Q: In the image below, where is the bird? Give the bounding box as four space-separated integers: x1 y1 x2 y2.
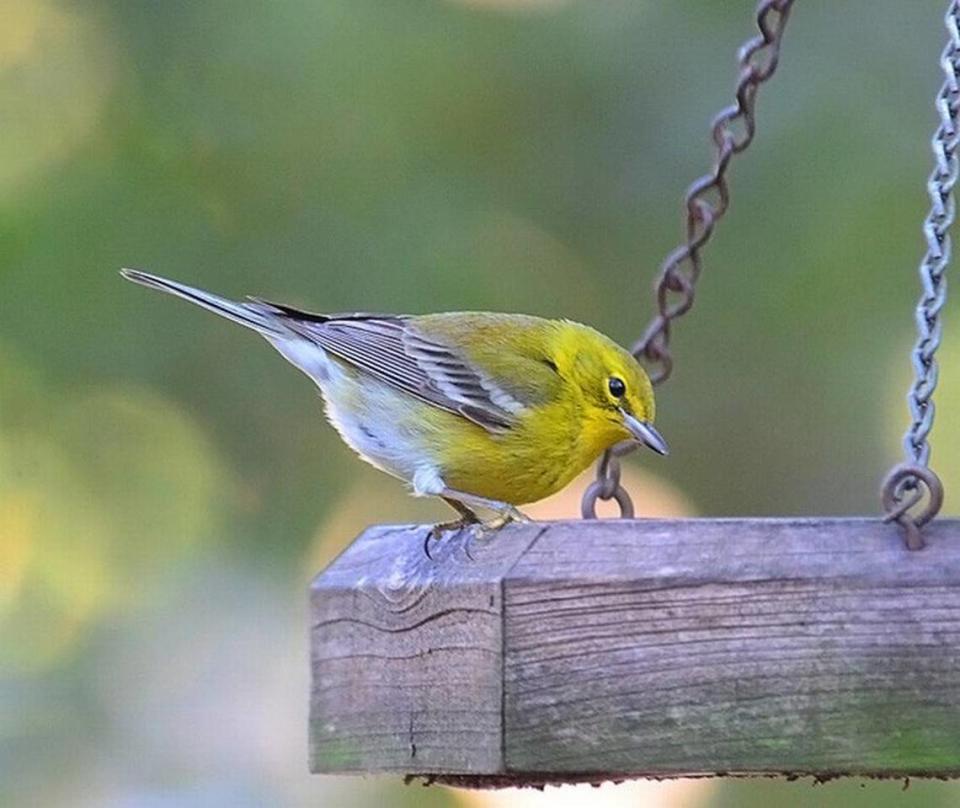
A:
120 269 667 533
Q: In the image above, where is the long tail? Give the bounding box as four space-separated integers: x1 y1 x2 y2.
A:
120 268 287 337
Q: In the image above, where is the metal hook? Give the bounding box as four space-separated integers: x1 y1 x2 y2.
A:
881 463 945 550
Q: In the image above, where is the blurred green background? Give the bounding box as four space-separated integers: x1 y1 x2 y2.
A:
3 0 959 806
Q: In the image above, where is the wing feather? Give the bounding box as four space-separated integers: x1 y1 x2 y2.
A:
256 308 521 433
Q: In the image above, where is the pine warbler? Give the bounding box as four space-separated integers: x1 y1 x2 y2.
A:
121 269 666 530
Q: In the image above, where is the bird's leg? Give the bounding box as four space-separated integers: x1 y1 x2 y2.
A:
439 488 532 535
426 497 481 543
443 496 480 521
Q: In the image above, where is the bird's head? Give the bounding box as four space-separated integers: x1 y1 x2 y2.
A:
566 326 668 457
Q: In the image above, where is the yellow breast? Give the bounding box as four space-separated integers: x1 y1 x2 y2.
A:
431 395 622 505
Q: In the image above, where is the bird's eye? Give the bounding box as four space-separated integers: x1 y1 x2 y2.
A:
608 377 626 398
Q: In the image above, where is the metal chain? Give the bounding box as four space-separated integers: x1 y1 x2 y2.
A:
881 0 959 551
583 0 796 519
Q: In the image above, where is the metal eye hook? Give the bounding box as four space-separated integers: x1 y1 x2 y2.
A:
881 464 945 551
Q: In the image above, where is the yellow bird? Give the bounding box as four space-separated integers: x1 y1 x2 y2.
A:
120 269 666 531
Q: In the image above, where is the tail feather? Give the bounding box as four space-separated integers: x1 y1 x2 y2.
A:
120 268 286 336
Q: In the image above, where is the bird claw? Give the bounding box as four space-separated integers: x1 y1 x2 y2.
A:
424 515 480 557
424 506 531 557
428 516 477 540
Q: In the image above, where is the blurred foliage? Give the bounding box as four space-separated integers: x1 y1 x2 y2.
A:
1 0 958 806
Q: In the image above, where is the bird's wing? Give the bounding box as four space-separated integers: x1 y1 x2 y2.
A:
257 306 521 432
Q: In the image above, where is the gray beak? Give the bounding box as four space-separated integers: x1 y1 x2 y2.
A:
621 410 669 456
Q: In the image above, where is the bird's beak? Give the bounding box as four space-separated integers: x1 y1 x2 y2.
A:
620 410 669 456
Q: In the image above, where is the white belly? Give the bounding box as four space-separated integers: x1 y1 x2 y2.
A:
265 334 446 495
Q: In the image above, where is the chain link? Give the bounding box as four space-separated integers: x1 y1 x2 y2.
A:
583 0 796 519
881 0 959 550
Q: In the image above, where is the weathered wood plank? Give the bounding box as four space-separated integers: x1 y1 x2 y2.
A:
503 518 960 777
310 518 960 782
309 522 546 774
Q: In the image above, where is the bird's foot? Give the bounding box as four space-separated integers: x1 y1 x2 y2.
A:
425 514 480 550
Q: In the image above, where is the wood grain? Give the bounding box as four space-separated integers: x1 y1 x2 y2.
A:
310 518 960 782
309 522 545 774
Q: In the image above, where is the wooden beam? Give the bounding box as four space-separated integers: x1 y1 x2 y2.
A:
310 518 960 785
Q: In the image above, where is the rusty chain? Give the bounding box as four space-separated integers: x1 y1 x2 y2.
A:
881 0 959 550
583 0 796 519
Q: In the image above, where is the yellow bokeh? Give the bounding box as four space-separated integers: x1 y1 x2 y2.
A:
0 0 115 198
456 778 711 808
0 343 235 673
526 463 695 520
0 428 115 672
0 486 36 610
